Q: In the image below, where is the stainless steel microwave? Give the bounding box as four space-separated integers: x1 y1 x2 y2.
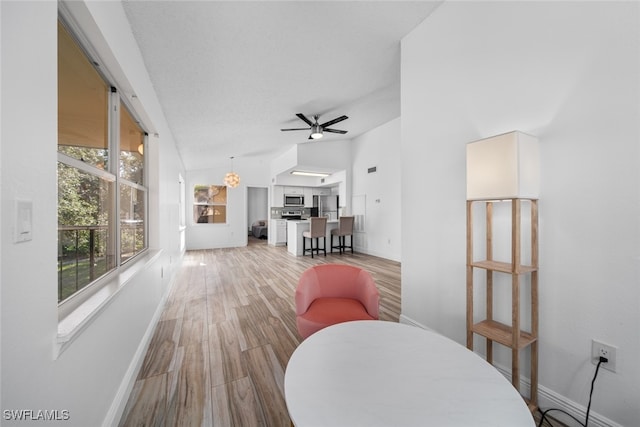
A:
284 194 304 207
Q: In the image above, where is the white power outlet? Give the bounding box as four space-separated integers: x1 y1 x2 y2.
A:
591 339 617 373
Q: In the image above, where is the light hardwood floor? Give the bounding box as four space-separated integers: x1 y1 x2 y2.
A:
118 237 558 427
119 237 402 426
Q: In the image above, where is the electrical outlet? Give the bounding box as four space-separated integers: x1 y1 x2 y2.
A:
591 339 617 373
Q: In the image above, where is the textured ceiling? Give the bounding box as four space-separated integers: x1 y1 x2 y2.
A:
122 1 441 171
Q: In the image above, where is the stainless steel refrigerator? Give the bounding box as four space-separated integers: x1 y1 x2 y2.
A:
312 195 339 220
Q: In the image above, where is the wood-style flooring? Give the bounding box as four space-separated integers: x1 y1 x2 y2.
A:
119 237 402 426
118 237 559 427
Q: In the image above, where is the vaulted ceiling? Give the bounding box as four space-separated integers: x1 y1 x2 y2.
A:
122 1 441 170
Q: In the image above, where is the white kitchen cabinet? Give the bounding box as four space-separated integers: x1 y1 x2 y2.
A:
284 186 304 195
312 188 331 196
303 187 313 207
271 219 287 246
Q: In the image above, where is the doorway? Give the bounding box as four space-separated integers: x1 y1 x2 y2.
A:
247 186 269 242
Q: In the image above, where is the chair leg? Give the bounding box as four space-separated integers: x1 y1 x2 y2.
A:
343 234 352 254
322 237 326 256
331 234 345 254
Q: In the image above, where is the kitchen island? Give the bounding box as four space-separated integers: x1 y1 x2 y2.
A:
287 219 339 256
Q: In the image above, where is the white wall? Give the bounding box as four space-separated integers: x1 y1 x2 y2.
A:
351 118 401 261
1 2 184 426
186 156 271 250
296 138 351 172
401 2 639 426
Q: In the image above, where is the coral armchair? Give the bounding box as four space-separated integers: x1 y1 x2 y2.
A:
295 264 380 339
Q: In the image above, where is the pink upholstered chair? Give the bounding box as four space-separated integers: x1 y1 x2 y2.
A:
295 264 380 339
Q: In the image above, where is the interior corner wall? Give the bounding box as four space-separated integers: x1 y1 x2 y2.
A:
400 2 639 426
351 118 401 261
1 2 185 426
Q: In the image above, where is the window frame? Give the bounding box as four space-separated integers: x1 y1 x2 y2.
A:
57 15 149 319
117 97 148 265
192 184 228 224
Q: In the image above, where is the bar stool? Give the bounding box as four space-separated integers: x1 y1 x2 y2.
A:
331 216 354 254
303 217 327 258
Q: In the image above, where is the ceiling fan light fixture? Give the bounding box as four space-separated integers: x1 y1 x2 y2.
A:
310 124 323 139
281 113 348 139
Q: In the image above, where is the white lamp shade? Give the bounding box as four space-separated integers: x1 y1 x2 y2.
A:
466 131 539 200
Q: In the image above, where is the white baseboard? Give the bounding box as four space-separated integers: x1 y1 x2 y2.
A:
353 245 401 263
398 314 621 427
399 314 434 331
491 363 622 427
535 376 622 427
101 276 176 427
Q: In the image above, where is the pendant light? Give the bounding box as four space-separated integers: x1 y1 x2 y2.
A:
224 156 240 188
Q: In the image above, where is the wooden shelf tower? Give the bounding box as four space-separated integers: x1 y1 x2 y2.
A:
466 197 539 409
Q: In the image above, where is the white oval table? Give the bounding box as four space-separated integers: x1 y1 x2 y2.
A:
284 321 535 427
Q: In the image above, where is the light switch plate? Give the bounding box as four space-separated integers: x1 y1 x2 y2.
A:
14 199 33 243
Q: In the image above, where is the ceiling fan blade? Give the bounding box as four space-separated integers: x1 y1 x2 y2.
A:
320 115 348 128
324 128 348 134
296 113 314 127
281 127 311 131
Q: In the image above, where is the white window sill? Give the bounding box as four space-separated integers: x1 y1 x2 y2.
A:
55 249 162 358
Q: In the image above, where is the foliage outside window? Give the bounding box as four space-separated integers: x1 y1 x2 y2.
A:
194 185 227 224
57 20 147 304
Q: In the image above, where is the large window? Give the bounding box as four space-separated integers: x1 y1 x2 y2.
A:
57 21 147 304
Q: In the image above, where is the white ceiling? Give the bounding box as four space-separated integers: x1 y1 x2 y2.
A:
122 1 441 171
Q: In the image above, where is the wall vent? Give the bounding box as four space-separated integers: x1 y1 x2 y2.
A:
368 166 377 174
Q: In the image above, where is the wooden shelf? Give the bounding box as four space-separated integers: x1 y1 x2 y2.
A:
470 260 537 274
466 198 539 409
525 400 538 413
471 320 537 349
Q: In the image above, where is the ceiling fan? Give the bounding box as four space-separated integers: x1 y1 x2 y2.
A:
281 113 348 140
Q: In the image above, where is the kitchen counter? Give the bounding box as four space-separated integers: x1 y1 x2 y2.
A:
287 219 339 256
